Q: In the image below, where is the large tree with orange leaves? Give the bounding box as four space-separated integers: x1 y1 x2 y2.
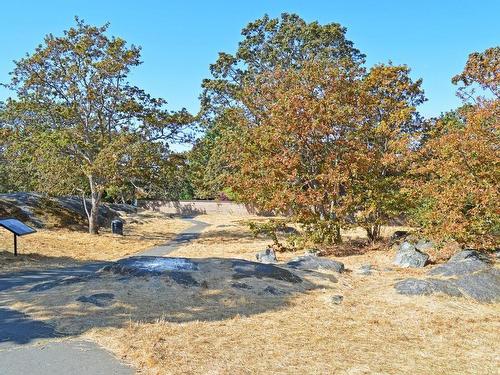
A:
410 47 499 248
220 60 424 244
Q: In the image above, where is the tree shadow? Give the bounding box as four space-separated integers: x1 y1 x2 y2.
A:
0 308 63 344
0 256 335 344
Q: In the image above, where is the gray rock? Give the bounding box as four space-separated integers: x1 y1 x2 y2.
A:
256 248 277 264
0 192 126 229
399 241 416 252
429 250 490 277
396 250 500 303
415 239 435 252
429 260 490 277
102 256 199 276
232 260 303 283
394 242 429 268
231 282 252 290
286 255 345 273
454 268 500 303
261 286 284 295
449 250 490 263
395 278 462 297
76 293 115 307
394 278 434 295
328 295 344 305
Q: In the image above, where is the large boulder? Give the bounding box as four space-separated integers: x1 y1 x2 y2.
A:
449 249 490 263
0 192 128 229
454 268 500 302
256 248 277 264
393 242 429 268
286 255 344 273
231 260 303 283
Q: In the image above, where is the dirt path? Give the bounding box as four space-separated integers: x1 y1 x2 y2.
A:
0 216 209 375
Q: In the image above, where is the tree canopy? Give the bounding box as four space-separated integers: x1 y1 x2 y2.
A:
409 47 499 247
1 14 497 250
2 18 193 233
191 13 366 198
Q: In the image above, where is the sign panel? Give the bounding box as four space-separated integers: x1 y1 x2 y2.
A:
0 218 37 236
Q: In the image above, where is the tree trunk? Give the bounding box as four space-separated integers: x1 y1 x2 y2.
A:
333 224 342 244
88 193 101 234
366 224 381 243
86 175 102 235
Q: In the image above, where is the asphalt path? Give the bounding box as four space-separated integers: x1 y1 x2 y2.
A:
0 216 210 375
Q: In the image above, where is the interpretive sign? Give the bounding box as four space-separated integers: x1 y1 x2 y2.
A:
0 218 36 256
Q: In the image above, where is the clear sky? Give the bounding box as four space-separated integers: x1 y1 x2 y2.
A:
1 1 499 120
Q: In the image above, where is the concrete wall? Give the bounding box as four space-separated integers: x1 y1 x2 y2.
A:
138 200 262 216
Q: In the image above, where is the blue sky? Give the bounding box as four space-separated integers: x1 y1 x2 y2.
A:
1 1 498 120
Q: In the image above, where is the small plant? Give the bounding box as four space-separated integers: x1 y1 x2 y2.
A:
247 219 292 251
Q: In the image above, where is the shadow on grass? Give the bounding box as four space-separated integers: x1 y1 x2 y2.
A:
0 308 63 345
0 255 330 345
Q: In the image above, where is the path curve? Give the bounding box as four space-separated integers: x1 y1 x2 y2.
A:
139 217 210 256
0 215 210 375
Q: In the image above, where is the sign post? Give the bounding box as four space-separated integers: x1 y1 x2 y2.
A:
0 218 36 256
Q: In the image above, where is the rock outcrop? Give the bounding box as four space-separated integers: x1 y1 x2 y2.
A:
395 250 499 303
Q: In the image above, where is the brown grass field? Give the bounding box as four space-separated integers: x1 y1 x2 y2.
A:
1 212 499 374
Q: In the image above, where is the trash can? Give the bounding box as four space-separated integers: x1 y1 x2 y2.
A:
111 219 123 235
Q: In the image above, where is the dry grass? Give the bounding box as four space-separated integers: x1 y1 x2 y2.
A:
2 213 499 374
0 210 189 272
87 287 499 375
87 215 500 374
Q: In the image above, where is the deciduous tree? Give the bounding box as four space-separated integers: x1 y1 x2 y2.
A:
3 18 191 233
410 47 499 248
219 60 424 244
191 13 365 198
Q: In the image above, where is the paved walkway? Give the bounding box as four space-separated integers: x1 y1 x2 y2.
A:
0 216 210 375
140 218 210 256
